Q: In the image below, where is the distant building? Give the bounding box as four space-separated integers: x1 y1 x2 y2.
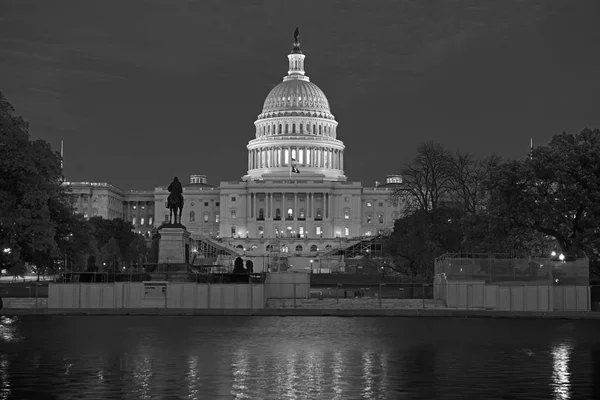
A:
65 32 407 264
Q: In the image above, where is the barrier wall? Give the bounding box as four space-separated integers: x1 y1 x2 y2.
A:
264 272 310 299
434 276 590 311
48 282 266 309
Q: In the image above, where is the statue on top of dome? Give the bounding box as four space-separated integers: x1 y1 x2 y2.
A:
294 27 300 43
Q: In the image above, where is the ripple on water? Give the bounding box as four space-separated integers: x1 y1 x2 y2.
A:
0 316 598 399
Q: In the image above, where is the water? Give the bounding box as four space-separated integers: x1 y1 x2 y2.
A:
0 315 599 399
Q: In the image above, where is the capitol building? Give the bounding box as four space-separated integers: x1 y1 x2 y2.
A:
65 33 403 270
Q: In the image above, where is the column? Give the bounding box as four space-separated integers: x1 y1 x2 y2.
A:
325 193 329 219
254 193 258 218
267 193 271 218
340 152 344 171
250 193 254 218
246 194 251 219
294 193 298 220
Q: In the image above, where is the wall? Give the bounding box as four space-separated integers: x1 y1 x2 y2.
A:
265 272 310 299
48 282 266 309
434 276 590 311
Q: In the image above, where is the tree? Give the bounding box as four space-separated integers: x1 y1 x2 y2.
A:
487 128 600 258
0 90 66 270
88 216 147 266
391 141 454 215
100 237 121 271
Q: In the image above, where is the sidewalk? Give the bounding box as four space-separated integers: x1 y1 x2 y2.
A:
4 308 600 319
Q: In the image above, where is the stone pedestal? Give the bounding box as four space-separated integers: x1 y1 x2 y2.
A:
158 226 191 264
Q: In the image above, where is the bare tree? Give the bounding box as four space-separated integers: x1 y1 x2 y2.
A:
391 141 454 215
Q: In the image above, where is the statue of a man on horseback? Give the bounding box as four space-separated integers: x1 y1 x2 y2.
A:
167 177 184 225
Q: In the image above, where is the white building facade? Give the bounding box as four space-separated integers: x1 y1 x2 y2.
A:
153 36 404 259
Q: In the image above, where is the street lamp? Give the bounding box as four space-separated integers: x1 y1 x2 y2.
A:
551 251 557 257
559 254 565 262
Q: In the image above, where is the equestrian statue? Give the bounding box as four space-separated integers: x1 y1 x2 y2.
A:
167 176 184 225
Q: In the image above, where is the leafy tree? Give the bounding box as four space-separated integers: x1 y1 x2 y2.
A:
100 237 121 270
487 128 600 258
0 90 66 270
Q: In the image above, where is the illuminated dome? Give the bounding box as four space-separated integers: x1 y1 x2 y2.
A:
261 79 331 116
243 28 346 182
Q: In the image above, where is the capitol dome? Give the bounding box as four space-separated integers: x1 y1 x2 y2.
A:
243 29 346 182
261 79 331 116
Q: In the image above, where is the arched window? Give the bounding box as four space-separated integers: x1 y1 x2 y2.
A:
292 123 296 133
203 212 209 222
266 244 273 251
313 124 316 134
300 124 303 133
344 227 349 236
310 245 318 252
319 125 322 135
287 208 293 219
230 209 237 219
299 208 305 219
132 217 136 225
325 245 332 250
236 244 243 249
258 208 264 220
343 208 350 219
285 124 289 134
275 208 281 220
278 124 282 134
189 211 195 222
295 245 303 252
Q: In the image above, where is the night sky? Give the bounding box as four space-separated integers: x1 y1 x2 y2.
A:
1 0 599 190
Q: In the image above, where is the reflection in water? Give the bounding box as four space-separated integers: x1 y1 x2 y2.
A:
332 351 344 400
132 353 153 400
186 355 200 399
362 351 375 399
231 348 250 399
551 342 573 400
0 317 20 343
0 354 10 400
0 317 597 399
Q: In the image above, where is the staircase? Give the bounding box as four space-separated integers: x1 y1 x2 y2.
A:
195 234 243 257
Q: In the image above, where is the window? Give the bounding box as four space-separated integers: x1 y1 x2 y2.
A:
204 202 209 207
275 208 281 220
149 217 153 225
315 208 322 220
189 211 195 222
132 217 136 225
274 226 280 236
133 205 137 210
232 197 236 202
365 230 372 236
216 202 220 207
287 208 293 220
141 217 145 225
344 227 349 236
281 244 288 253
378 214 384 223
316 226 322 235
231 226 236 236
203 212 209 222
367 214 372 224
379 202 384 207
345 197 349 202
92 208 98 216
295 245 303 252
344 209 350 219
258 226 264 236
310 245 318 252
299 208 305 219
366 202 372 207
141 205 145 209
258 208 264 220
231 209 237 219
215 214 220 223
266 244 273 251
